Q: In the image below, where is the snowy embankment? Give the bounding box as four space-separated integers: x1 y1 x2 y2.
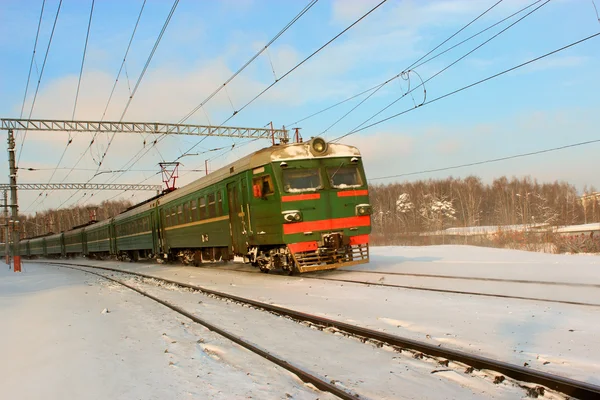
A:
35 245 600 387
0 264 333 400
2 263 546 400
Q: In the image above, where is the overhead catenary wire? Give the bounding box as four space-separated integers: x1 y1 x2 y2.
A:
110 0 322 176
369 138 600 182
316 0 505 136
167 0 390 176
97 0 179 171
331 31 600 143
289 0 543 128
339 0 550 139
54 0 176 211
26 0 97 213
19 0 46 120
90 0 322 202
46 0 95 185
59 0 148 187
177 0 319 125
17 0 63 167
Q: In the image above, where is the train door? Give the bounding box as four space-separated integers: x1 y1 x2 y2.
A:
227 180 248 255
151 209 160 256
109 223 116 255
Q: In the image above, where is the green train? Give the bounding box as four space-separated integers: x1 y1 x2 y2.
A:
7 138 372 273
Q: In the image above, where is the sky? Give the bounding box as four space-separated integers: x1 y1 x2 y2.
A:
0 0 599 215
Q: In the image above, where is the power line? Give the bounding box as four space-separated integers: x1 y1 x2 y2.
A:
58 0 179 211
26 1 96 213
98 0 323 194
19 0 46 119
177 0 319 125
59 0 147 186
341 0 550 139
97 0 179 171
219 0 389 128
369 138 600 181
289 0 542 129
169 0 389 173
17 0 63 167
47 0 95 184
332 31 600 142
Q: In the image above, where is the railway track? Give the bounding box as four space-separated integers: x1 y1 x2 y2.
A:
332 269 600 289
46 262 358 400
36 260 600 399
191 263 600 307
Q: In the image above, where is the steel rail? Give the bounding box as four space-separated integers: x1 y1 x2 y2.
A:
326 269 600 289
298 275 600 308
172 263 600 307
49 263 358 400
35 260 600 399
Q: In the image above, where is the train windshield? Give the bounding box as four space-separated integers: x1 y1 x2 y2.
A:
282 168 323 192
328 165 363 189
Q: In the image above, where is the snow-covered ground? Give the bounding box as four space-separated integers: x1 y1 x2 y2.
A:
25 245 599 389
0 264 336 400
1 262 552 400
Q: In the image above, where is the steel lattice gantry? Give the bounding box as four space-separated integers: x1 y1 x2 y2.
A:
0 183 161 191
0 118 289 141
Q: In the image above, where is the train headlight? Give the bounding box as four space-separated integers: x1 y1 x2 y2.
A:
282 210 303 223
309 137 328 155
355 204 372 216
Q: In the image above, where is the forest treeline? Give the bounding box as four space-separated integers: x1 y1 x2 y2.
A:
6 175 600 243
13 199 133 239
368 175 599 239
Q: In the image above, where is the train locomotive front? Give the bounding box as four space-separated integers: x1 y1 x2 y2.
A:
247 137 371 273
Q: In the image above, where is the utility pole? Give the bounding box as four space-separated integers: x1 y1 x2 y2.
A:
3 190 9 265
7 130 20 272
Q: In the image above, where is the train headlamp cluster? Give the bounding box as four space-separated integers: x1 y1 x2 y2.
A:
309 137 328 156
355 204 372 216
282 210 303 223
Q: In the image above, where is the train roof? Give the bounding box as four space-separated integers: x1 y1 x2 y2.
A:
156 139 361 205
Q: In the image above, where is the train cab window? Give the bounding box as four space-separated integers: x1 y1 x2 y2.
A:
327 165 363 189
252 175 274 198
207 194 216 218
177 205 183 225
282 169 322 193
191 199 197 221
183 202 190 223
217 192 223 215
199 197 206 220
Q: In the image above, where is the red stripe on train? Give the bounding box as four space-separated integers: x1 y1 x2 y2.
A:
337 189 369 197
349 234 369 246
283 215 371 235
281 193 321 202
288 241 318 254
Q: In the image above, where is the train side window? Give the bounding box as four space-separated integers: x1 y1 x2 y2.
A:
252 175 274 198
165 210 170 227
171 208 176 225
199 197 206 220
183 202 190 223
177 205 183 225
208 193 216 218
217 191 223 215
191 199 197 221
